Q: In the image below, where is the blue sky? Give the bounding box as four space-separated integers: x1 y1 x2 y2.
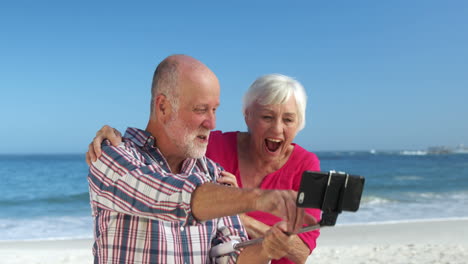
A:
1 0 467 153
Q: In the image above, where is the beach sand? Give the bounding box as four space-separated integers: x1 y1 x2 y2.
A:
306 218 468 264
1 218 467 264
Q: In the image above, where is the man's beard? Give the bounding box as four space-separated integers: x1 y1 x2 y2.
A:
164 117 210 159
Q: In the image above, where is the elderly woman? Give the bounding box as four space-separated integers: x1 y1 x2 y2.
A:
87 74 321 264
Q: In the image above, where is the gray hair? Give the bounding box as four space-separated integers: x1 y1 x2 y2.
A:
150 59 180 117
242 74 308 131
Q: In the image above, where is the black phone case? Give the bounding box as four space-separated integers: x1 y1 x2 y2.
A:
296 171 365 212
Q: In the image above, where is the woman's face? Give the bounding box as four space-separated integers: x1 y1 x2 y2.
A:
245 96 300 161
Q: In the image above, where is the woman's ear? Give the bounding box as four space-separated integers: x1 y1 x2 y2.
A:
243 108 250 123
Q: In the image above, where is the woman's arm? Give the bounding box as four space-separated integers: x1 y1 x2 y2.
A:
86 125 122 165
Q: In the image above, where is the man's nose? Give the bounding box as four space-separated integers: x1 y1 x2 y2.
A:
202 111 216 130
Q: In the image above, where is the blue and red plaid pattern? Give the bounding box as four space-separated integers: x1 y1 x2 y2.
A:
88 127 247 263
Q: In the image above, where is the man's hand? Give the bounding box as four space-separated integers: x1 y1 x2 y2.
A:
85 125 122 165
255 189 317 234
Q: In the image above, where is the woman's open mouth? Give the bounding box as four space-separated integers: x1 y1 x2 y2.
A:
265 138 283 153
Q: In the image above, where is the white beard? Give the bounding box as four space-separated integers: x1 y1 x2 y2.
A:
164 116 209 159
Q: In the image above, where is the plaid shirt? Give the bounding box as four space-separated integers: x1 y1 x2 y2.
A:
88 127 247 264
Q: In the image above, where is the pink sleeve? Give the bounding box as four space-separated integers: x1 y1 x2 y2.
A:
206 130 223 160
206 131 238 174
296 150 321 253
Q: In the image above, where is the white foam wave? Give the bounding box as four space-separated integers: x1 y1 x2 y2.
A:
337 191 468 224
400 150 428 156
394 175 424 181
0 215 93 241
360 195 396 205
335 216 468 226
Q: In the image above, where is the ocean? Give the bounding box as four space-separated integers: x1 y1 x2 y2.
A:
1 152 467 241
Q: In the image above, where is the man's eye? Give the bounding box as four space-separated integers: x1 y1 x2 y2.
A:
262 116 272 120
195 108 207 113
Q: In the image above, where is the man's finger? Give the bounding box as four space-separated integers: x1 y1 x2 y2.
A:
294 208 305 233
284 194 294 233
303 213 318 226
275 221 289 233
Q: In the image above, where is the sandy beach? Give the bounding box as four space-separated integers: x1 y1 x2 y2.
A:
1 218 467 264
307 218 468 264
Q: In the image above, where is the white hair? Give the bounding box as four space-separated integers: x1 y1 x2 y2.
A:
242 74 308 131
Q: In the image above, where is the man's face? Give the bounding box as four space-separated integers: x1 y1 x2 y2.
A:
164 72 220 159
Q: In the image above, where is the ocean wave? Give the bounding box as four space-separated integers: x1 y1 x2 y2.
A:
394 175 424 181
399 150 428 156
361 190 468 204
335 216 468 226
0 215 93 241
360 195 397 205
337 190 468 224
0 192 89 206
404 190 468 200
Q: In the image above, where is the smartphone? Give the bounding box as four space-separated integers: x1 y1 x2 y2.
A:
296 170 365 212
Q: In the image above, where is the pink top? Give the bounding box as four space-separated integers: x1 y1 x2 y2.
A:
206 131 322 264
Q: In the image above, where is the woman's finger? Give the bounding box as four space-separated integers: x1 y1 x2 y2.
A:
217 176 237 187
262 222 291 259
108 128 122 147
218 171 239 187
85 151 91 166
92 136 103 159
87 142 97 163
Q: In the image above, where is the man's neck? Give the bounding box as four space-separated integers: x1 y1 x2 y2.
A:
146 120 184 174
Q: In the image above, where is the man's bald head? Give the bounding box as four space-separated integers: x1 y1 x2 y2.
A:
150 55 218 118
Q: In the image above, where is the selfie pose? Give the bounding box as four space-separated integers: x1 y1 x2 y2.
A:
87 55 316 264
88 73 321 264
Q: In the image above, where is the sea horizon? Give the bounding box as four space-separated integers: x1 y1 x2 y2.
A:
1 151 467 241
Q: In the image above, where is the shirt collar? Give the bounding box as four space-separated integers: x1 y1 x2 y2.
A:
123 127 206 175
123 127 155 148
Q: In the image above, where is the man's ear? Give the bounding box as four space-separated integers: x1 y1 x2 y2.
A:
154 94 172 122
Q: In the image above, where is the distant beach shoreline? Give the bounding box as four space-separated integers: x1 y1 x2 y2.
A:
1 218 467 264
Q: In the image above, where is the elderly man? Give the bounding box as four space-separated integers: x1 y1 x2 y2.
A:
88 54 315 263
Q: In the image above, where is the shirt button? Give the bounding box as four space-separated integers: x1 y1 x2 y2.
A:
159 161 163 165
180 226 184 231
